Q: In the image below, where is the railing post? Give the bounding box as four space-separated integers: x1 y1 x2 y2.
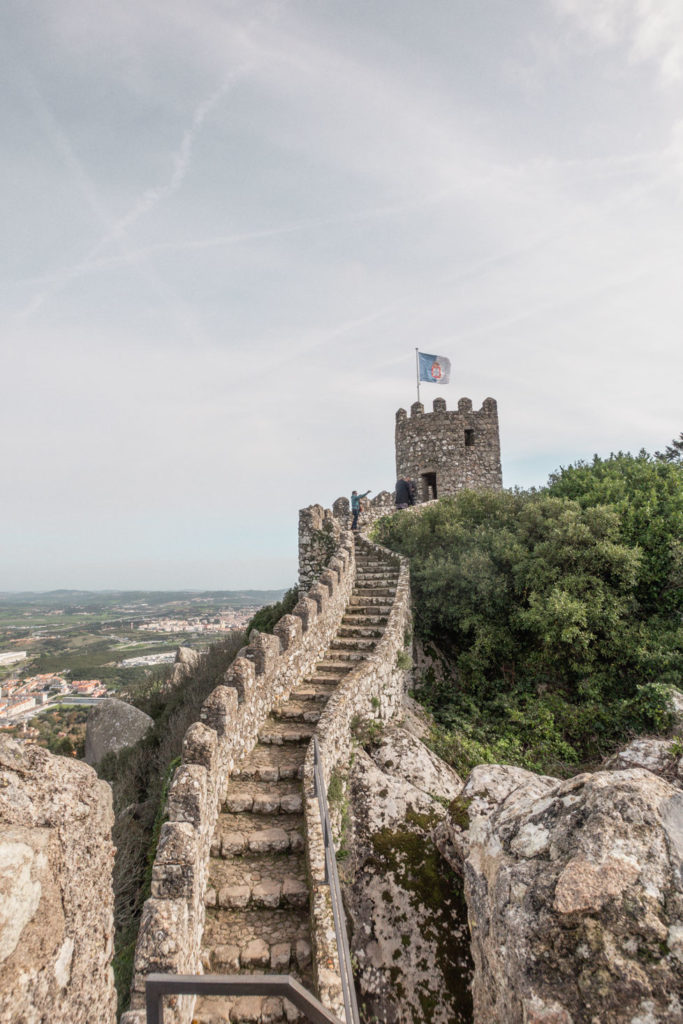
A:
312 737 361 1024
144 974 343 1024
145 976 163 1024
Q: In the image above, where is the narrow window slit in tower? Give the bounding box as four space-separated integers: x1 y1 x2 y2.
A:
464 429 475 447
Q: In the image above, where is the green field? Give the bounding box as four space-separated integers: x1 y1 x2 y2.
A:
0 589 282 690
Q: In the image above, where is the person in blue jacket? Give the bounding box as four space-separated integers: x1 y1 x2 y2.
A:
351 489 371 530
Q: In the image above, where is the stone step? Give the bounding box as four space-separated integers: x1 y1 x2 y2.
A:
208 851 305 898
212 814 305 857
290 682 336 701
315 659 358 674
306 671 348 685
341 613 388 627
353 586 395 598
224 779 303 815
330 636 377 652
355 565 396 574
258 720 315 745
202 908 312 972
208 874 309 911
233 744 307 782
355 570 399 581
336 624 383 638
193 993 304 1023
349 595 393 608
323 649 366 662
272 700 322 723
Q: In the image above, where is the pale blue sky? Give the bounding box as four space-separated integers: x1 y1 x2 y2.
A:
1 0 681 589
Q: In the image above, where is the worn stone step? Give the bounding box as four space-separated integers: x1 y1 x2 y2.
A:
212 814 305 857
315 659 358 674
330 637 377 651
224 779 303 815
353 586 395 598
336 625 383 638
210 874 309 911
290 682 336 701
323 649 366 662
209 994 302 1023
208 851 305 898
272 700 321 723
341 613 388 627
349 594 393 607
194 989 307 1022
258 719 315 745
233 744 306 782
306 671 347 685
202 907 312 970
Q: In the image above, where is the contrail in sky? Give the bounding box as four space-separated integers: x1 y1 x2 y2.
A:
17 66 251 324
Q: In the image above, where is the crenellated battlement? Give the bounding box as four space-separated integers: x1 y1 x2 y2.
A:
395 395 502 499
395 395 497 420
123 524 357 1024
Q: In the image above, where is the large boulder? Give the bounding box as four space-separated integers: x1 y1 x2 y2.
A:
85 698 153 765
170 645 201 685
436 763 683 1024
0 737 116 1024
341 723 472 1023
604 736 683 783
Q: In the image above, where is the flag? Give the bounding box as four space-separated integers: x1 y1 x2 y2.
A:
418 351 451 385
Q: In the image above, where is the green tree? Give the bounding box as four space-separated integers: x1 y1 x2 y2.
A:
373 461 682 775
547 449 682 617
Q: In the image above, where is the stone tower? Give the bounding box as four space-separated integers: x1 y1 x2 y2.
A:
395 396 502 501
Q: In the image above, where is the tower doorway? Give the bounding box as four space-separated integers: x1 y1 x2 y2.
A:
421 472 437 501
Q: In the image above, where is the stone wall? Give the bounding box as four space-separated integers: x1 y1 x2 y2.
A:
303 533 412 1018
122 528 356 1024
395 396 502 497
0 737 117 1024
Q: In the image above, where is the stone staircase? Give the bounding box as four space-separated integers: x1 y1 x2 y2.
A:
193 541 400 1024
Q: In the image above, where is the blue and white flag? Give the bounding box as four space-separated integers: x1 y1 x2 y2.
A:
418 351 451 385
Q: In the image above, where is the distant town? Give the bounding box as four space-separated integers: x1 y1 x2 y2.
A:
0 589 284 737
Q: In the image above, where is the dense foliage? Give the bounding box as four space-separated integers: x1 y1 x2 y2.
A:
373 447 682 776
246 586 299 636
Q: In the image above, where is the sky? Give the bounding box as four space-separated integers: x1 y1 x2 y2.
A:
1 0 682 591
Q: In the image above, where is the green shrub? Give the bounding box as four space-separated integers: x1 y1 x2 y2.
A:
373 446 682 776
246 586 298 636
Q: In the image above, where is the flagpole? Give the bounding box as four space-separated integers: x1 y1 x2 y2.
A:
415 347 420 404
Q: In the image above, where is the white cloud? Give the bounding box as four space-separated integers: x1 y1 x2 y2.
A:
1 0 682 588
554 0 683 83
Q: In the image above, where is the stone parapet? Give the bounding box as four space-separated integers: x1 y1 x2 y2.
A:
299 504 345 589
303 534 412 1018
123 525 356 1024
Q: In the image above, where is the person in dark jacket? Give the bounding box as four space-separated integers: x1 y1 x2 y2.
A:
394 477 413 509
351 489 371 530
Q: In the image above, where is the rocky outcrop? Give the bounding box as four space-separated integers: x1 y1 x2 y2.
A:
341 721 473 1023
604 736 683 784
84 697 153 765
437 763 683 1024
170 645 201 686
0 736 116 1024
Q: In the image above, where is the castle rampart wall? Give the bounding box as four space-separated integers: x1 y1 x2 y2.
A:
303 533 412 1017
122 528 356 1024
395 396 502 496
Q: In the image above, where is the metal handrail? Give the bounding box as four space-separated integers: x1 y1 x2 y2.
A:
145 972 342 1024
312 735 361 1024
